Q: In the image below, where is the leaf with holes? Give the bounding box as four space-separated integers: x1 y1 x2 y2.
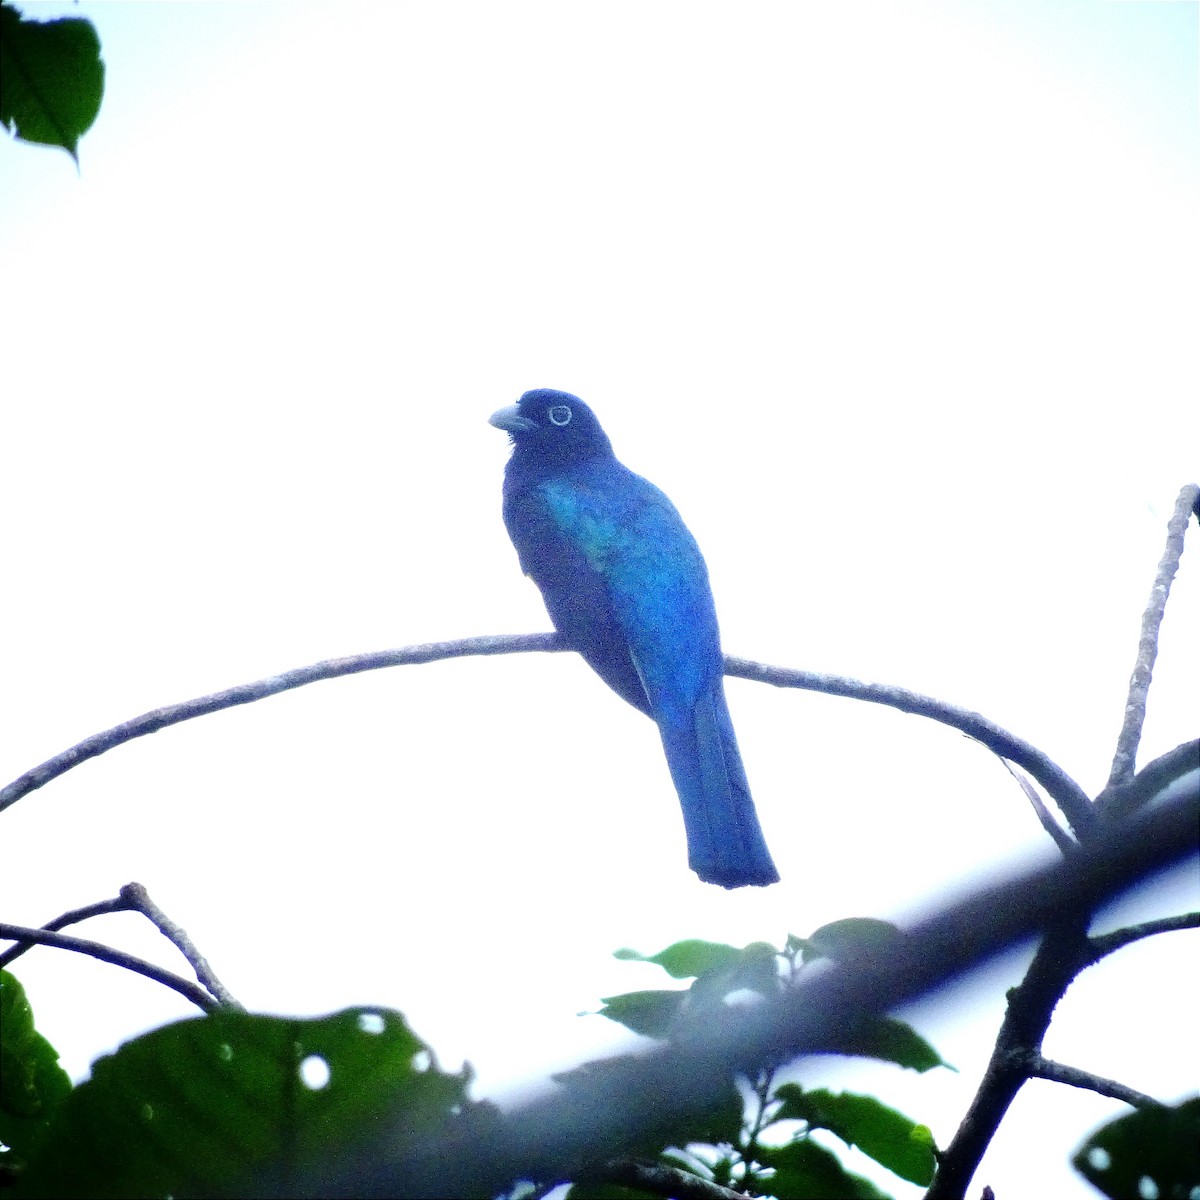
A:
0 3 105 160
1072 1095 1200 1199
13 1006 497 1199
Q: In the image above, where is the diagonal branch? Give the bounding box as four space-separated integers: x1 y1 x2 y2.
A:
118 882 242 1008
0 923 218 1013
1088 912 1200 963
1107 483 1200 788
725 658 1094 840
1022 1053 1163 1111
330 784 1198 1199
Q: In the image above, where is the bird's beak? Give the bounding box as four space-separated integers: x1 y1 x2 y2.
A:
489 405 537 433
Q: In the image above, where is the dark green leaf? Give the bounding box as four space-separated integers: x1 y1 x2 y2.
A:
595 989 687 1038
13 1006 496 1199
832 1017 953 1073
759 1138 891 1199
0 971 72 1171
1072 1096 1200 1199
565 1183 657 1200
772 1087 936 1186
802 919 905 964
615 939 744 980
0 3 104 160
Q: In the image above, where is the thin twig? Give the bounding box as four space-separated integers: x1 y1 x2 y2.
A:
0 923 218 1012
1089 912 1200 963
119 883 242 1008
0 634 561 813
0 894 132 969
1108 483 1200 788
1022 1053 1163 1110
725 658 1095 841
993 758 1076 854
2 637 1092 848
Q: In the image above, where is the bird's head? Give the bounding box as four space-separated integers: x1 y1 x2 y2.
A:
489 389 614 473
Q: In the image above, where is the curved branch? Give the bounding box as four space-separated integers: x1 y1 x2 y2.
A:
1023 1053 1163 1111
1108 482 1200 788
3 636 1091 847
1089 912 1200 963
0 923 218 1013
726 657 1095 840
0 894 132 969
0 633 562 812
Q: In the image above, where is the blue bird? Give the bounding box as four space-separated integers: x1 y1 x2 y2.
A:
490 389 779 889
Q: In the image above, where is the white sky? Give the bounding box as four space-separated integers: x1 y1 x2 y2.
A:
2 3 1198 1197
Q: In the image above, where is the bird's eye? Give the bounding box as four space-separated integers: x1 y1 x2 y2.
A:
548 405 573 427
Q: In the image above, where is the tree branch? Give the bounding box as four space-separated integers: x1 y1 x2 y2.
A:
315 783 1197 1199
0 883 240 1009
1096 738 1199 821
0 894 131 969
0 923 219 1013
597 1160 745 1200
2 636 1092 849
118 882 242 1008
1107 482 1200 788
1022 1053 1163 1111
725 657 1095 840
0 634 564 813
1088 912 1200 963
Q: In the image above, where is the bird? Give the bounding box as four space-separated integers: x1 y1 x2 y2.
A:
490 388 779 889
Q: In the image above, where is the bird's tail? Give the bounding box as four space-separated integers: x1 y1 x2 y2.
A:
658 684 780 888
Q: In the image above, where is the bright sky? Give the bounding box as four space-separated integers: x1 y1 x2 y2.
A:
2 3 1198 1197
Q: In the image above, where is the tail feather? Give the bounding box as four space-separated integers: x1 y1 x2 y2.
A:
658 684 779 888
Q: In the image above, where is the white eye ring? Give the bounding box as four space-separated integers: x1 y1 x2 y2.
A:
548 405 573 426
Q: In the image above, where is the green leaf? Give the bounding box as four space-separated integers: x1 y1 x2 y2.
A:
832 1017 954 1073
595 989 687 1038
802 919 906 964
13 1006 497 1199
772 1087 936 1186
1072 1095 1200 1199
564 1183 657 1200
0 2 104 161
615 939 744 980
758 1138 891 1199
0 971 73 1172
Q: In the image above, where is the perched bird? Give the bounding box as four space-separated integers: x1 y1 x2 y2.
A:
490 389 779 888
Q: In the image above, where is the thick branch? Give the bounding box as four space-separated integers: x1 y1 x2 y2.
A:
316 784 1197 1199
0 923 218 1013
1088 912 1200 963
1023 1053 1163 1111
1107 483 1200 788
726 657 1094 840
